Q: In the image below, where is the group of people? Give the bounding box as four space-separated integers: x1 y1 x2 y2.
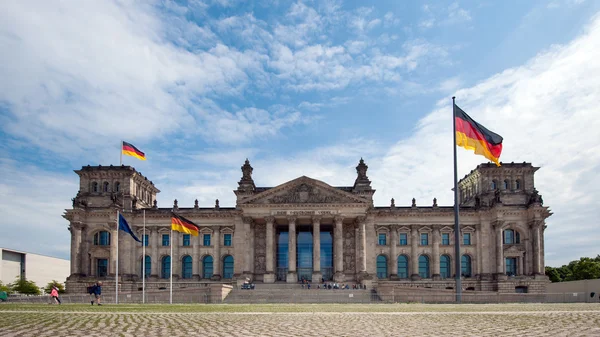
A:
299 277 366 290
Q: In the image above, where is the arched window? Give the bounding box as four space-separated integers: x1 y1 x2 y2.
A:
161 256 171 279
503 180 510 190
515 179 521 190
141 255 151 278
461 255 472 277
115 182 120 192
202 256 213 279
376 255 388 279
182 255 192 279
103 181 109 192
223 255 234 279
440 255 451 279
491 180 497 190
93 231 111 246
418 255 430 278
92 182 98 193
397 255 409 278
503 229 520 244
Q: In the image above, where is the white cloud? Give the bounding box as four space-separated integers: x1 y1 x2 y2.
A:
0 1 297 152
0 159 77 258
371 13 600 266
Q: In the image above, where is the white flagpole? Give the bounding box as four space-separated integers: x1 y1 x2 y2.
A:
142 209 146 304
170 228 173 304
116 209 119 304
120 140 123 166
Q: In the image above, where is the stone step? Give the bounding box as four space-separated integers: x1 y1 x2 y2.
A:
224 288 378 304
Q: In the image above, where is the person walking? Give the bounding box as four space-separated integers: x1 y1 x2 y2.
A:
91 281 102 306
50 286 61 304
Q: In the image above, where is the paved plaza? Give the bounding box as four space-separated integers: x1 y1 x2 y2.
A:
1 303 599 336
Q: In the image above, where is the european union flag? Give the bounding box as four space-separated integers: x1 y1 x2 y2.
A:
119 213 141 242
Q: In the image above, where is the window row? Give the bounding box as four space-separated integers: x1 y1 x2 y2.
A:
375 254 473 279
93 231 233 247
377 233 472 246
491 179 522 191
144 255 235 279
91 181 121 193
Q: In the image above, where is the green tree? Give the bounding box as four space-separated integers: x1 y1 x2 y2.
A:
571 258 600 280
10 277 41 295
44 280 65 294
546 256 600 282
0 281 11 294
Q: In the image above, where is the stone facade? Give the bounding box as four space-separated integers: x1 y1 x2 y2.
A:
64 160 552 294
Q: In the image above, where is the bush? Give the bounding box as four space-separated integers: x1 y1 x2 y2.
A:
11 277 41 295
44 280 66 294
0 281 11 294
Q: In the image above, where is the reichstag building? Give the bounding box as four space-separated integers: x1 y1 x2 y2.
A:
64 159 551 294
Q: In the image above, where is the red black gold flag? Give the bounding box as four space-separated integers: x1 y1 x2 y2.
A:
454 104 503 166
122 141 146 161
171 213 199 236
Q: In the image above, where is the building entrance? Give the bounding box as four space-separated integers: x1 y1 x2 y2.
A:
276 226 334 282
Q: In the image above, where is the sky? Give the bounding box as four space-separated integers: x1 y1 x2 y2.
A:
1 0 599 268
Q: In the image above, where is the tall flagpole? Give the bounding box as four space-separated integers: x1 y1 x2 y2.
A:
170 228 173 304
120 140 123 166
116 210 119 304
142 209 146 304
452 96 462 303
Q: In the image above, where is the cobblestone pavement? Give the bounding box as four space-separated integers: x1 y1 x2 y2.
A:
1 304 599 336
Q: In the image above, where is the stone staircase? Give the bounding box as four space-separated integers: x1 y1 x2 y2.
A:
224 283 379 304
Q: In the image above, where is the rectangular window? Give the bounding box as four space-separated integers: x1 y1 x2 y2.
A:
378 233 387 245
224 233 232 246
420 233 429 245
143 234 149 247
203 234 211 246
97 258 108 277
399 233 408 246
463 233 471 245
506 257 517 276
162 234 170 246
442 233 450 245
183 234 190 247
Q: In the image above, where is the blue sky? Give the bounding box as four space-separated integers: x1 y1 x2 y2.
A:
1 0 599 267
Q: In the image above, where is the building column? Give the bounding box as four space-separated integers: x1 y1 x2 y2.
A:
390 225 398 278
151 227 159 278
242 217 253 274
476 226 483 276
494 222 504 277
172 231 179 278
357 217 367 274
264 216 276 283
286 216 297 283
532 220 542 275
192 229 199 280
432 226 440 280
312 216 322 283
333 216 344 282
410 226 420 280
81 225 90 276
110 223 118 276
212 226 221 280
70 223 82 276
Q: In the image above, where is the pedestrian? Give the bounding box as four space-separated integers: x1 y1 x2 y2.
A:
50 286 61 304
91 281 102 306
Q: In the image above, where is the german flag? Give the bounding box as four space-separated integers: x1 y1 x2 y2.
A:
171 213 199 236
454 104 503 166
122 141 146 161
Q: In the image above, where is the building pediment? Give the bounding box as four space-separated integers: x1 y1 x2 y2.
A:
238 176 369 206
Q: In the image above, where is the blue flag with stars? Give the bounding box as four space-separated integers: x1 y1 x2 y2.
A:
119 213 141 242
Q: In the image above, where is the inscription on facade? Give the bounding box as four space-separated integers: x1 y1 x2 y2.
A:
271 210 340 216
